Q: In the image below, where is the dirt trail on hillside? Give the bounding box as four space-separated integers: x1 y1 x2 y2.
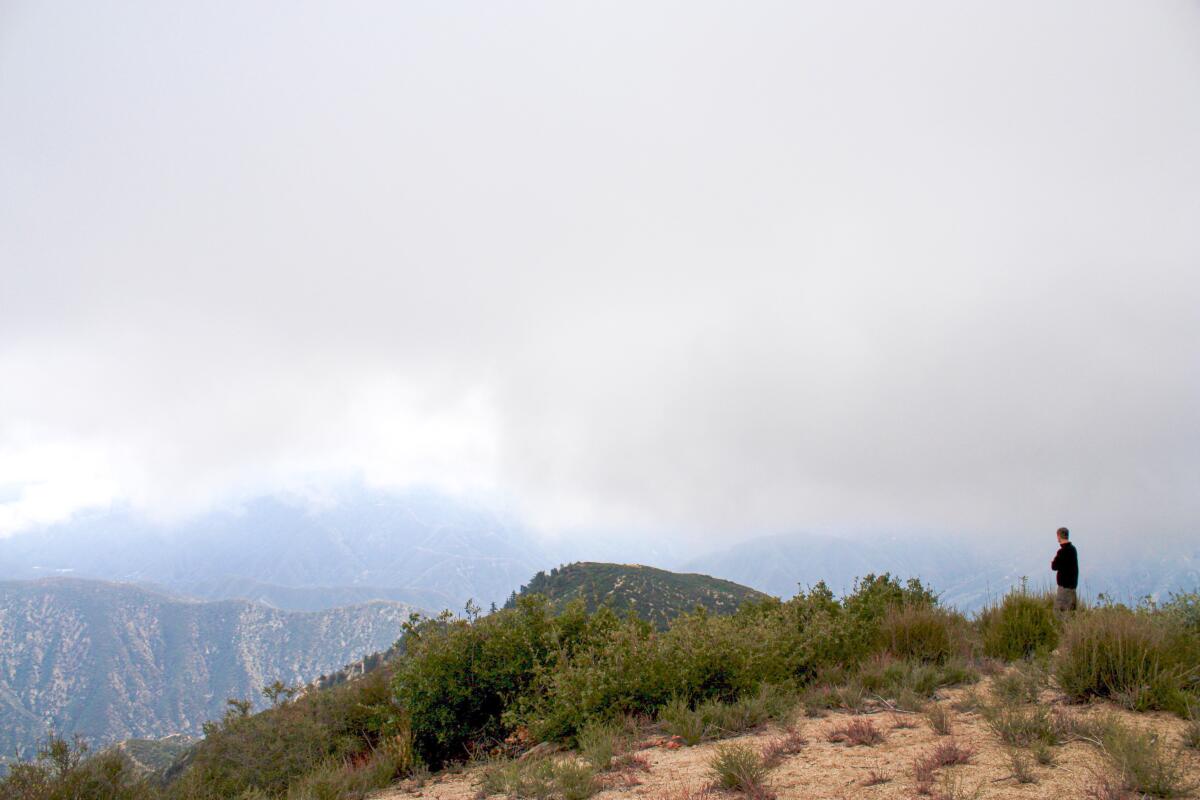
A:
374 679 1200 800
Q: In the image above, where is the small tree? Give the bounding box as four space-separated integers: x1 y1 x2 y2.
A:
262 680 296 706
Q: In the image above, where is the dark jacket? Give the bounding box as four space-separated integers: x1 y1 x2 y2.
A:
1052 542 1079 590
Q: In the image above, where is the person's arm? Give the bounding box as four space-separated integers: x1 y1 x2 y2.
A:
1051 549 1060 571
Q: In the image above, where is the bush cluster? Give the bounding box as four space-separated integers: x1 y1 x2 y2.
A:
0 736 157 800
169 666 412 800
1054 605 1200 715
977 591 1059 660
394 574 952 766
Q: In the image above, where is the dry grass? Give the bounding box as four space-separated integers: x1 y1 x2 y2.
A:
759 729 807 769
1099 722 1197 798
912 739 975 795
826 718 884 746
949 689 982 714
928 773 983 800
862 767 891 786
913 754 938 795
928 739 976 768
1183 717 1200 751
1007 748 1037 784
925 704 953 736
1083 775 1134 800
659 783 718 800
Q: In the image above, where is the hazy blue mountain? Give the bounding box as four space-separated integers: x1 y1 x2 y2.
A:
0 578 415 762
0 486 549 612
1 483 1192 616
152 577 448 614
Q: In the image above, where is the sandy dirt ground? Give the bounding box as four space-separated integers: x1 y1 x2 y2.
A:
375 677 1200 800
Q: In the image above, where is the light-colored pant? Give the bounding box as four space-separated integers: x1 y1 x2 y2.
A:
1055 586 1078 613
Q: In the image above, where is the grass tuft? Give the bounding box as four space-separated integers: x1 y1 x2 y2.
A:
981 701 1063 748
826 718 884 746
925 704 953 736
660 698 707 746
1099 721 1196 798
577 720 625 771
929 739 975 768
759 728 807 769
863 767 891 786
477 757 598 800
709 744 769 795
1007 749 1036 784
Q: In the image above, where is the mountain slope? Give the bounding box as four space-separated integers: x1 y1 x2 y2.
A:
0 578 414 761
509 562 770 628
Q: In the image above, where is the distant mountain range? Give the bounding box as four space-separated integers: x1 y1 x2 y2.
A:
685 531 1200 611
0 578 414 762
507 562 770 628
0 487 546 613
2 486 1196 619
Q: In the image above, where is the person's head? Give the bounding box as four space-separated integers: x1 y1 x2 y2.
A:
1057 527 1070 544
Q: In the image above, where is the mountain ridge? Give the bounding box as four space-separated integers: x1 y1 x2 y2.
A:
0 577 415 762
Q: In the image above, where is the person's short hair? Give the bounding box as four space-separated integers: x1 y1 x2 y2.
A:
1057 527 1069 539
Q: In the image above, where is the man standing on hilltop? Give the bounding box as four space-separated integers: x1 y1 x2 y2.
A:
1051 527 1079 613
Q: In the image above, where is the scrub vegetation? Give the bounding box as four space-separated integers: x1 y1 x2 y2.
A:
3 575 1198 800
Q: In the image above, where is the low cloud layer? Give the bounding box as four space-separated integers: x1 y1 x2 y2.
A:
2 1 1199 547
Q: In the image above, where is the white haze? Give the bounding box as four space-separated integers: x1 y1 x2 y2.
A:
1 2 1199 554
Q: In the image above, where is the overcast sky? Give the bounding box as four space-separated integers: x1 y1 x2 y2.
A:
1 1 1198 548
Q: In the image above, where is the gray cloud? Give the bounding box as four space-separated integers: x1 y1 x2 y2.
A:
2 1 1198 547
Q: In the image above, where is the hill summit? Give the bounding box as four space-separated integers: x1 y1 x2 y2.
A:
507 561 770 628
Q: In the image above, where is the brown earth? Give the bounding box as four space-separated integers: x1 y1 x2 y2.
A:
374 676 1200 800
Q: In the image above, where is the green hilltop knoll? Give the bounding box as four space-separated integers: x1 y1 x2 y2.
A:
506 561 771 627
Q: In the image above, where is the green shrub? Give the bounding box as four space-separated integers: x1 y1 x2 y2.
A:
978 591 1058 661
524 612 672 742
881 604 971 664
171 666 409 799
1161 591 1200 633
659 697 707 746
394 597 572 764
576 720 623 771
0 737 155 800
1054 606 1200 715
